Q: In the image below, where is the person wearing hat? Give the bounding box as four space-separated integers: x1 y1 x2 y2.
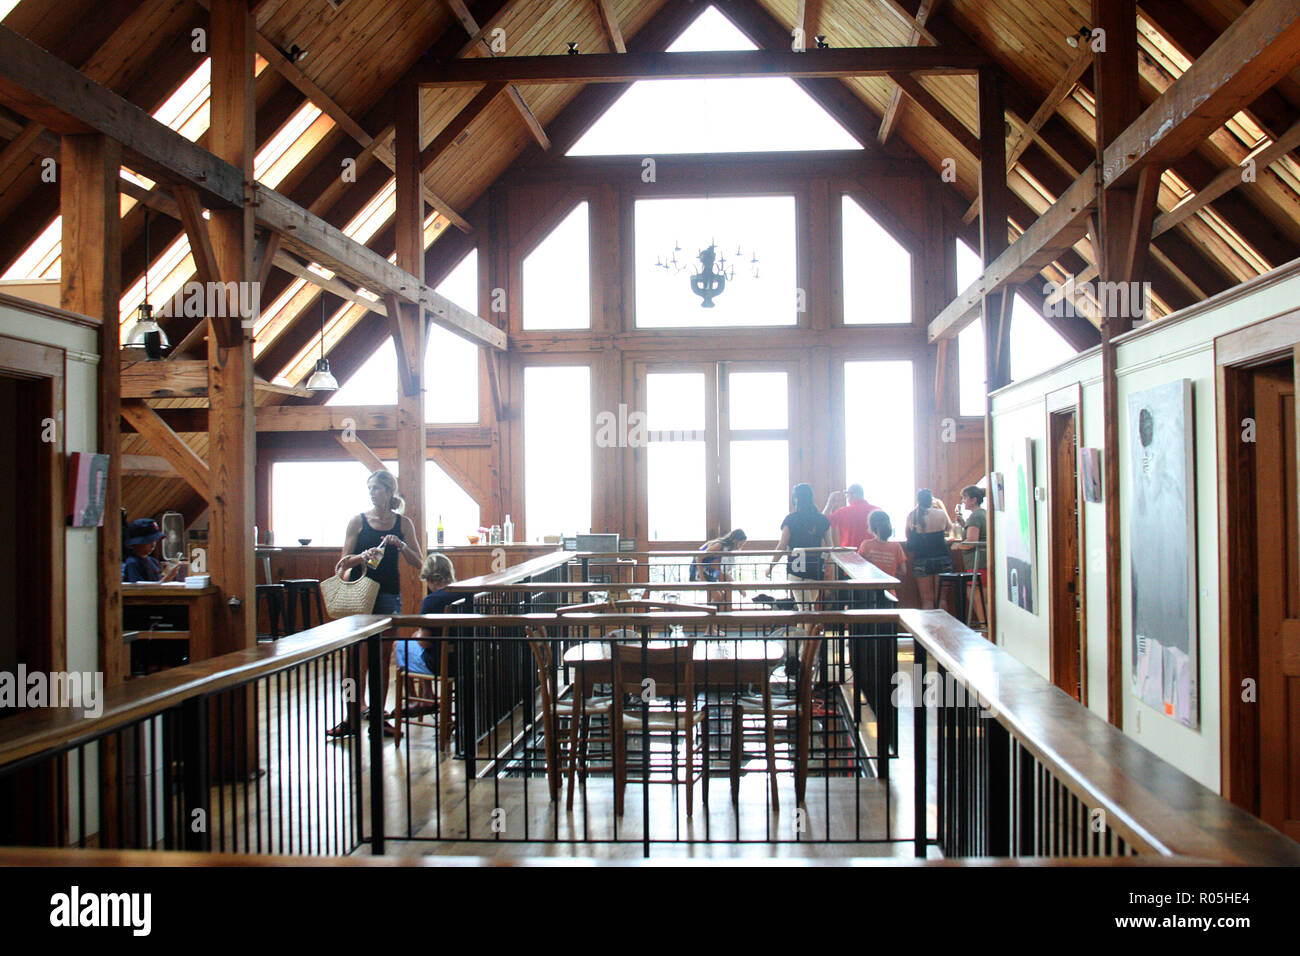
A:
122 518 181 583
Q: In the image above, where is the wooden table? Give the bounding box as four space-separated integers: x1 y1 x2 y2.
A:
561 637 786 693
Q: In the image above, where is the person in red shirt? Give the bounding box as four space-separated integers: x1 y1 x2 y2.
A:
823 483 879 549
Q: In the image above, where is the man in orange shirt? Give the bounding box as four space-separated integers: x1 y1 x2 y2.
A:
823 484 879 549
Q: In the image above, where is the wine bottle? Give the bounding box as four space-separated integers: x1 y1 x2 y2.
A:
436 515 444 546
503 514 514 545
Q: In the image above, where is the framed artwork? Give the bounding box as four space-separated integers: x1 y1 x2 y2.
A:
1078 447 1103 503
66 452 109 528
1003 438 1037 613
1128 379 1198 728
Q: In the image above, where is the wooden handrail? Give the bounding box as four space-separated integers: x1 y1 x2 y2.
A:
830 551 902 586
0 615 391 768
895 609 1300 864
5 603 1295 864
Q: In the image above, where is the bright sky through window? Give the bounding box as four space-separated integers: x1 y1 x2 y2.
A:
635 195 796 327
955 239 1076 414
568 5 861 155
327 250 480 423
524 366 592 539
522 204 590 330
841 195 913 324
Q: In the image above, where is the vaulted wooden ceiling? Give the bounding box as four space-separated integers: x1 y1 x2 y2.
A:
1 0 1296 408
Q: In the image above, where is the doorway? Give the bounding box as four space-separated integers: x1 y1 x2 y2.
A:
0 335 65 846
1047 405 1086 703
1219 327 1300 841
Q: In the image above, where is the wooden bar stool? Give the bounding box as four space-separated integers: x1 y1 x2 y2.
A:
281 579 326 634
255 584 287 642
937 572 985 626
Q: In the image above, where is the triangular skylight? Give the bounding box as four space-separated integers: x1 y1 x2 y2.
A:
568 5 862 155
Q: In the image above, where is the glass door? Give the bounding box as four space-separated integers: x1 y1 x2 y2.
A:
635 361 795 549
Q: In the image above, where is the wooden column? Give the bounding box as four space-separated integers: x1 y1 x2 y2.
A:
394 77 427 593
61 134 123 846
978 66 1010 644
1093 0 1141 727
206 0 256 652
60 134 124 686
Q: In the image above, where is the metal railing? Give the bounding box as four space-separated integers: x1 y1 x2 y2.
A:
3 601 1297 863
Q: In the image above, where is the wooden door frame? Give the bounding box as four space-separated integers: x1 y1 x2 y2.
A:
1045 383 1086 703
1215 307 1300 810
0 334 65 677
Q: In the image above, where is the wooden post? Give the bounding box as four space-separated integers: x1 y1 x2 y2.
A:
60 134 124 686
61 133 122 847
978 66 1009 643
1093 0 1141 727
206 0 256 653
394 77 427 593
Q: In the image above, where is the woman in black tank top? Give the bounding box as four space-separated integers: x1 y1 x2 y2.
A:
327 469 423 738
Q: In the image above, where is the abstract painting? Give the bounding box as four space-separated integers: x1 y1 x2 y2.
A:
1003 438 1036 613
1128 379 1198 728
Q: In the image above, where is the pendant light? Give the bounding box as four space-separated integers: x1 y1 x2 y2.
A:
122 208 170 360
304 293 338 391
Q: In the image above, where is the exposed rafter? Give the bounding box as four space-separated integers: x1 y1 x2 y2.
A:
413 47 988 86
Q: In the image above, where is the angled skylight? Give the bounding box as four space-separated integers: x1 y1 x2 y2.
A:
568 5 861 155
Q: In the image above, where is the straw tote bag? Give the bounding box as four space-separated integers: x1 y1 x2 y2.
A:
321 562 380 618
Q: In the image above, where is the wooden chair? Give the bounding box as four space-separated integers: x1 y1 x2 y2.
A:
393 624 454 751
729 624 825 809
526 626 614 809
609 634 709 817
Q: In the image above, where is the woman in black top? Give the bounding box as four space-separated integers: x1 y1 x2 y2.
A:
766 483 834 609
327 469 422 738
905 488 952 610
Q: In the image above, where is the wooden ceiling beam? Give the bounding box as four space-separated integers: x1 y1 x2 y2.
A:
192 0 470 230
121 358 310 399
1102 0 1300 189
886 71 977 156
1153 117 1300 239
929 168 1098 340
445 0 551 150
334 432 386 473
119 399 213 503
413 47 989 86
878 0 940 146
963 44 1092 222
595 0 627 53
0 25 504 352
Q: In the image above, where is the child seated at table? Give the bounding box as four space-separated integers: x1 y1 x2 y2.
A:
857 510 907 578
394 553 460 680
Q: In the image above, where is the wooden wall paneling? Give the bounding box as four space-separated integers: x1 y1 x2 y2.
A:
59 133 123 690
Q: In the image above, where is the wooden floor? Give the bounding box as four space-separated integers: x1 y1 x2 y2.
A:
194 643 936 860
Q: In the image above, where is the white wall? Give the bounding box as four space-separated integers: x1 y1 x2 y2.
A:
989 261 1300 791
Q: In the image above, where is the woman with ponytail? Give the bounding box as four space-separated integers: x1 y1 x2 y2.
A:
905 488 952 609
